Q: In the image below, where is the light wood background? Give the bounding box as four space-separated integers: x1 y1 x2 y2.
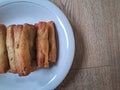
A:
51 0 120 90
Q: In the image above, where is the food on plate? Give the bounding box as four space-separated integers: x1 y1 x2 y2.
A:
14 24 37 76
36 22 49 68
6 25 17 73
24 23 37 72
47 21 57 63
0 21 57 76
0 24 9 73
14 25 27 76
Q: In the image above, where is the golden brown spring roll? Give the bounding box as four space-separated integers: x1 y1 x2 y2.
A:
36 22 49 68
47 21 57 63
0 24 9 73
14 25 23 75
23 23 37 72
14 25 31 76
6 25 17 73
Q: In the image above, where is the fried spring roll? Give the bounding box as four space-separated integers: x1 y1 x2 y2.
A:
0 24 9 73
6 25 17 73
14 25 23 75
47 21 57 63
14 25 31 76
36 22 49 68
24 23 37 72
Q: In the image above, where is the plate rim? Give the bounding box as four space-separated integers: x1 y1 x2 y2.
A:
0 0 75 90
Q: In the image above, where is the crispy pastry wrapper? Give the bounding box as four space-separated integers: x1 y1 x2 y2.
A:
14 25 30 76
0 21 57 75
36 22 49 68
6 25 17 73
24 23 37 72
0 24 9 73
14 24 37 76
47 21 57 63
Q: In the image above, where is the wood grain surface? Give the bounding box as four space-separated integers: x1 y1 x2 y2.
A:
51 0 120 90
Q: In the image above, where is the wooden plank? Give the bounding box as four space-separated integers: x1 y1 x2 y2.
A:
56 66 114 90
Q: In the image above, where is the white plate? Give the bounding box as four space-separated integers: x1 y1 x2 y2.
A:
0 0 75 90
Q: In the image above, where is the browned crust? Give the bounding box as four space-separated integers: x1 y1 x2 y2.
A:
14 25 23 75
0 24 9 73
14 25 31 76
13 24 37 76
0 21 57 75
23 23 37 72
47 21 57 63
36 22 49 68
6 25 17 73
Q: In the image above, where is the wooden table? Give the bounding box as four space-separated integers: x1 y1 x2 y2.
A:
51 0 120 90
